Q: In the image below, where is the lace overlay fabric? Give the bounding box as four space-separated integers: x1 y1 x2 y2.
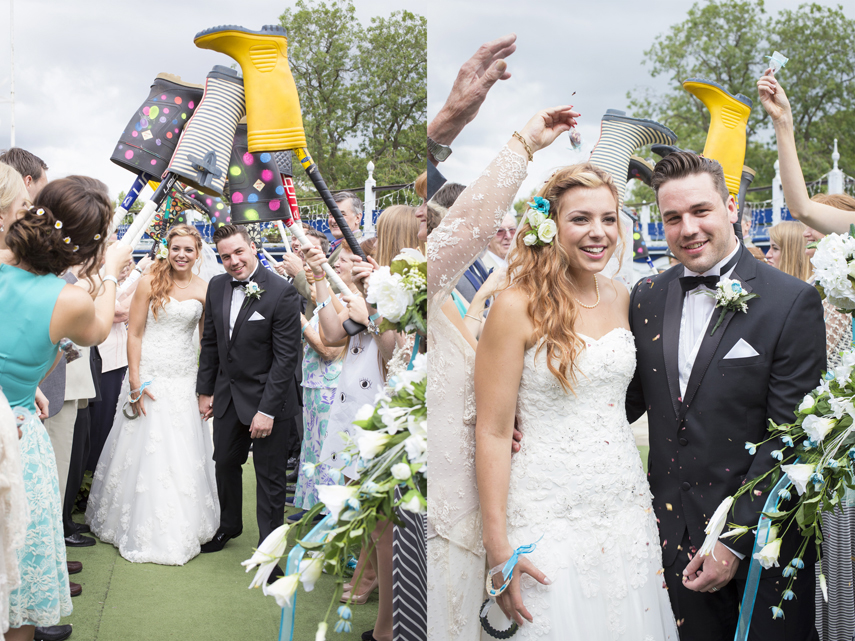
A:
86 298 219 565
0 391 27 635
504 329 677 640
823 299 853 368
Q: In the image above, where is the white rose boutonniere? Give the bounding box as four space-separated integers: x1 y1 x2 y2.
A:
698 277 758 336
242 281 265 307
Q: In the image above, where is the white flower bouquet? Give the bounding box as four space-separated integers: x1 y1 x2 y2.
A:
243 353 428 636
366 248 427 334
700 355 855 618
811 226 855 312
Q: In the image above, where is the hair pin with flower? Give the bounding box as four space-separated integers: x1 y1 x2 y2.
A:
523 196 557 247
156 238 169 260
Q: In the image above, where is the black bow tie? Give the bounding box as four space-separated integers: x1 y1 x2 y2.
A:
679 274 720 292
678 247 742 293
230 278 252 288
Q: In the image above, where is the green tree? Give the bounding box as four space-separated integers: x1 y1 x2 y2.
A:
626 0 855 204
279 0 425 198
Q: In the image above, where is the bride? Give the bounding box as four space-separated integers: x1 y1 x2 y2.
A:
86 224 220 565
475 138 677 638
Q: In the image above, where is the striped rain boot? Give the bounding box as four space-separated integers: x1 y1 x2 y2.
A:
682 78 752 199
167 65 246 196
588 110 677 208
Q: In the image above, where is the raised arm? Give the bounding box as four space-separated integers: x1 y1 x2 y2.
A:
427 106 579 312
758 72 855 234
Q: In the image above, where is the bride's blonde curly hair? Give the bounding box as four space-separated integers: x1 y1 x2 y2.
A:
149 224 202 320
505 163 621 392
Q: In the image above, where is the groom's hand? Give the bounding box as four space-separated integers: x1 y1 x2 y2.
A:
682 542 739 592
250 412 273 439
198 394 213 421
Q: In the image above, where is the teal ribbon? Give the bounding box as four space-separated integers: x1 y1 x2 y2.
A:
278 514 335 641
129 381 152 403
407 334 421 371
734 471 794 641
501 535 543 581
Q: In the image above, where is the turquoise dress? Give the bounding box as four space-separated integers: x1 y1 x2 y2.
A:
0 264 72 627
293 313 343 509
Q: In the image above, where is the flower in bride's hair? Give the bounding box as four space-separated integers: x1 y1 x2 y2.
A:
524 232 538 246
531 196 550 214
537 219 557 244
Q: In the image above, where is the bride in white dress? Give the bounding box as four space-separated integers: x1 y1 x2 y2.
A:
474 123 677 639
86 224 220 565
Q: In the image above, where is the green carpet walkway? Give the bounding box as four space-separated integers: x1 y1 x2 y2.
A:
61 459 377 640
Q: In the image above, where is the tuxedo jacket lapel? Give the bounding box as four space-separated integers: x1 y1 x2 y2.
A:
680 248 757 418
221 278 232 346
663 278 683 417
229 266 268 349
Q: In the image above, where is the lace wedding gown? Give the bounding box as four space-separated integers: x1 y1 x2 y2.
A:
501 330 677 640
86 298 219 565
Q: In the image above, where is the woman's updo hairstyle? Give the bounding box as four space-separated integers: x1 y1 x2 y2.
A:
5 175 112 280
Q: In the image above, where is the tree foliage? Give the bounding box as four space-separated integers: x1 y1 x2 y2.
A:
279 0 425 198
626 0 855 204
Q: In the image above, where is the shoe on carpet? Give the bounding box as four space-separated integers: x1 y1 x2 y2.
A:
34 625 73 641
67 561 82 575
71 522 91 534
286 469 298 483
361 630 376 641
65 533 96 547
200 528 242 553
340 577 379 604
286 510 324 525
69 581 82 597
285 484 296 494
286 456 298 470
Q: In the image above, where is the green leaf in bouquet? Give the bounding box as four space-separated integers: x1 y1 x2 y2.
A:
815 282 826 300
418 261 427 278
816 399 832 415
349 528 364 538
296 539 325 550
379 319 397 333
849 223 855 238
761 510 789 519
389 259 408 276
838 415 854 430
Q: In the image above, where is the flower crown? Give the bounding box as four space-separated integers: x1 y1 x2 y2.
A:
522 197 557 247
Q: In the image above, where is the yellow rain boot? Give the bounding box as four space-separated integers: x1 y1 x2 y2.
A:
682 78 752 198
194 24 306 153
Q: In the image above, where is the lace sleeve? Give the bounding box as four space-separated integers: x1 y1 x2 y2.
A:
824 300 853 368
426 146 528 312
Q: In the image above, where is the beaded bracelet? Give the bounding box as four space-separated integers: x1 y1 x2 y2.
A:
511 131 534 162
479 599 519 639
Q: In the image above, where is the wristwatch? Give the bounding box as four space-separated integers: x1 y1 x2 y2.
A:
427 136 452 163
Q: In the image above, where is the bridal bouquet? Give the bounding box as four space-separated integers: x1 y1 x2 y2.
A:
699 231 855 619
243 353 427 636
365 248 427 335
810 225 855 312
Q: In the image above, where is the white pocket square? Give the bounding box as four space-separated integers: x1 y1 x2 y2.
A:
248 311 265 322
724 338 759 359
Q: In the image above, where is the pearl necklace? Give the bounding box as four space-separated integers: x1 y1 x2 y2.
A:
574 275 600 309
172 276 192 290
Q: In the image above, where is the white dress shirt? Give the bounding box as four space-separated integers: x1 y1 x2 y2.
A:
482 250 508 272
678 243 740 398
229 263 261 339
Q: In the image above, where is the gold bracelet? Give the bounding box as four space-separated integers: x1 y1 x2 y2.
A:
512 131 534 162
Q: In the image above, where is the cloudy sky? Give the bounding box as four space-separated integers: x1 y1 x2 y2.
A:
427 0 851 203
0 0 421 201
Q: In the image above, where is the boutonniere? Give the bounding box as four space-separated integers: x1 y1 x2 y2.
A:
699 277 758 336
242 281 265 307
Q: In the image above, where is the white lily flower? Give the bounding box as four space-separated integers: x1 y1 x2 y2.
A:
698 496 733 557
316 485 359 522
782 463 816 496
358 431 391 460
803 415 836 443
752 538 782 570
798 395 816 413
243 523 290 590
719 527 749 540
354 404 376 422
315 621 328 641
299 556 324 592
266 573 300 608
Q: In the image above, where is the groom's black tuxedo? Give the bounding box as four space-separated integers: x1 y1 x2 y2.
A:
627 247 825 640
197 264 302 543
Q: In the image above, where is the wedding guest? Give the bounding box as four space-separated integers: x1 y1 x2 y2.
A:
0 148 48 200
328 191 363 265
0 173 132 641
741 215 767 261
766 220 810 279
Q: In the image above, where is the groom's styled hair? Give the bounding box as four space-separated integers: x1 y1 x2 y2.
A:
213 224 252 248
650 152 730 206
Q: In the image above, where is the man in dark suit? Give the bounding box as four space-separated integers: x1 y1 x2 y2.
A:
196 225 302 554
627 152 825 640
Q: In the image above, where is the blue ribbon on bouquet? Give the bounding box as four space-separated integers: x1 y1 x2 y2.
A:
734 471 794 641
278 514 335 641
407 334 421 371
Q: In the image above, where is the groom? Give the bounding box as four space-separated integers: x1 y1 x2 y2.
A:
197 224 302 554
627 152 825 640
